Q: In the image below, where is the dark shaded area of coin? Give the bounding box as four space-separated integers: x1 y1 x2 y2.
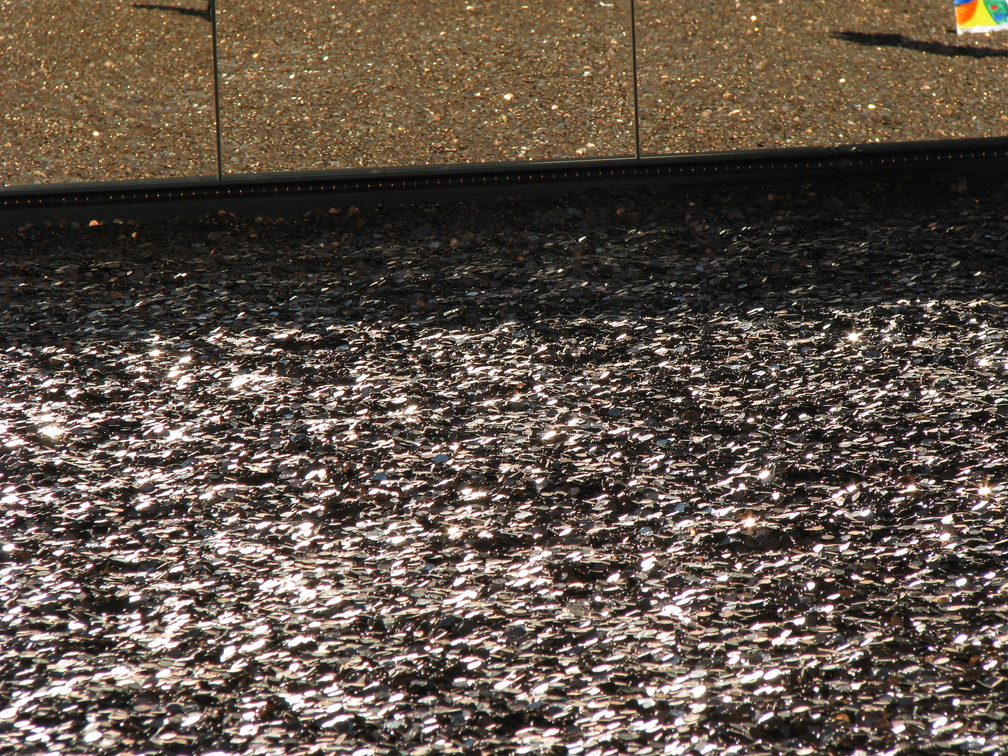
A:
2 175 1008 754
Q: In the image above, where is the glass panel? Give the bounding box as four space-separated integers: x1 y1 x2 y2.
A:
637 0 1008 155
217 0 635 173
0 0 217 186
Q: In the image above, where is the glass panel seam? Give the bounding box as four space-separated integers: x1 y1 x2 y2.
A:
630 0 641 161
210 0 224 181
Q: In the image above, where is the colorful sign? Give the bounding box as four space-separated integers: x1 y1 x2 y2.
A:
955 0 1008 32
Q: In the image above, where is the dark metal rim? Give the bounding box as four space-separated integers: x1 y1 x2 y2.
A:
3 136 1008 215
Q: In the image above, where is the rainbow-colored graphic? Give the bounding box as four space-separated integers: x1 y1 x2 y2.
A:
955 0 1008 32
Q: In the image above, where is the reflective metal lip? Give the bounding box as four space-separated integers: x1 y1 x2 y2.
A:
3 136 1008 229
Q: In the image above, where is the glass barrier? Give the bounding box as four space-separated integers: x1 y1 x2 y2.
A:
0 0 217 186
3 0 1006 189
215 0 636 173
636 0 1008 156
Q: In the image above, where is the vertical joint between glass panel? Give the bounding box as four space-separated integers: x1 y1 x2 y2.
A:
629 0 641 161
210 0 224 181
